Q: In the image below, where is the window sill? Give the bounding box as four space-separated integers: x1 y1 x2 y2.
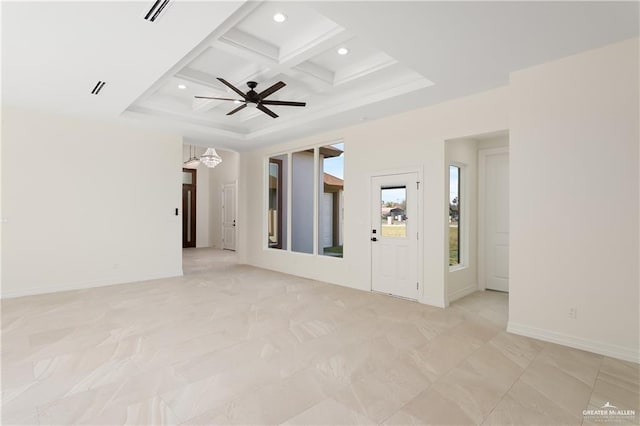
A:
449 264 467 273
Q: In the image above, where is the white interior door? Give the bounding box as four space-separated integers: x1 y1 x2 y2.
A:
222 182 236 251
482 150 509 292
371 173 419 300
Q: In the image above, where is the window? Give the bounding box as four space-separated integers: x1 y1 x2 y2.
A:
319 143 344 257
380 186 407 238
268 156 287 249
292 149 314 254
449 165 461 266
266 142 344 258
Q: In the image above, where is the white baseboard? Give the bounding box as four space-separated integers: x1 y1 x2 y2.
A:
507 321 639 364
1 269 184 299
420 295 447 308
448 283 478 303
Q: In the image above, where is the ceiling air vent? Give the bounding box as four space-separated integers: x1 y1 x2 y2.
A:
91 81 106 95
144 0 170 22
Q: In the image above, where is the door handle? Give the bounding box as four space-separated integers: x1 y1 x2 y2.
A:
371 237 378 242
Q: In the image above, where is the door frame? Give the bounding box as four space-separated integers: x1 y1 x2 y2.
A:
222 180 238 251
478 147 509 291
368 167 424 300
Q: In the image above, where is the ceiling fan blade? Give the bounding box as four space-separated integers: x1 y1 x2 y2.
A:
217 78 247 99
257 104 279 118
261 100 306 107
258 81 286 100
226 103 247 116
195 96 244 102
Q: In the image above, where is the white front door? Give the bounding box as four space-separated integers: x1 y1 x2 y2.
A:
481 149 509 292
371 173 419 300
222 182 236 251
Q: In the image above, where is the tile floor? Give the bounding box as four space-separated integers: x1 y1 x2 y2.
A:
2 248 638 425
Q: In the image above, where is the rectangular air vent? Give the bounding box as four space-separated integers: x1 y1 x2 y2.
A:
144 0 170 22
91 81 106 95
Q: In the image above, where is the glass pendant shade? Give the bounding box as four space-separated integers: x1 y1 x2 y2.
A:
200 147 222 168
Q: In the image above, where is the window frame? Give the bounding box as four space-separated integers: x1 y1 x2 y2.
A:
449 163 467 271
268 158 284 249
264 140 344 260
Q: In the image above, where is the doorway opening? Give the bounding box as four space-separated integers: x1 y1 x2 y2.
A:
444 130 510 305
182 168 196 248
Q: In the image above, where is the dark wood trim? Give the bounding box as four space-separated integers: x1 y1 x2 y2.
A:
183 168 196 185
269 158 283 249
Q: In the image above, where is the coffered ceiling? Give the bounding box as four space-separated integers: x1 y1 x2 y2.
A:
125 1 432 147
2 1 638 151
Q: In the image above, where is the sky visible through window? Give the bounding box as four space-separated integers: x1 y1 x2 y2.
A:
323 143 344 179
381 188 406 203
450 166 459 202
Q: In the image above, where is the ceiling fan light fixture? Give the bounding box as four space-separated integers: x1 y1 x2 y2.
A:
273 12 287 23
233 100 242 104
200 147 222 168
337 47 349 55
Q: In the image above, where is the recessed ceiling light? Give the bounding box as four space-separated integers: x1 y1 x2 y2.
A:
337 47 349 55
233 100 242 104
177 84 187 89
273 12 287 23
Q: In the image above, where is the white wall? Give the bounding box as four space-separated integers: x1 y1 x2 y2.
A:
239 87 510 308
477 134 509 151
508 38 639 362
208 149 239 249
445 138 479 302
2 108 183 298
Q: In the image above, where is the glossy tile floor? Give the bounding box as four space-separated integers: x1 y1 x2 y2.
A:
2 248 639 425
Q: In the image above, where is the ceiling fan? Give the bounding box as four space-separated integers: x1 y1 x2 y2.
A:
195 78 306 118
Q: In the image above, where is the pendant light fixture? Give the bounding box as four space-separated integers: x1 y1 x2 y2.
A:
183 145 199 168
200 147 222 168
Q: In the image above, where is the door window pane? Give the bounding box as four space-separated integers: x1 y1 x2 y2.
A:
319 143 344 258
183 171 193 184
381 186 407 238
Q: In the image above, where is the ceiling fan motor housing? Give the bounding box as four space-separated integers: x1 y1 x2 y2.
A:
246 81 259 102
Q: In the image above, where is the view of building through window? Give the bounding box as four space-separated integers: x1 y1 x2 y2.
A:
380 186 407 238
268 156 287 250
320 143 344 257
267 142 344 258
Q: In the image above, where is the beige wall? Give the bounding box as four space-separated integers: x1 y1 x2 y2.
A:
2 108 183 298
239 38 639 362
239 86 510 308
508 38 639 362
